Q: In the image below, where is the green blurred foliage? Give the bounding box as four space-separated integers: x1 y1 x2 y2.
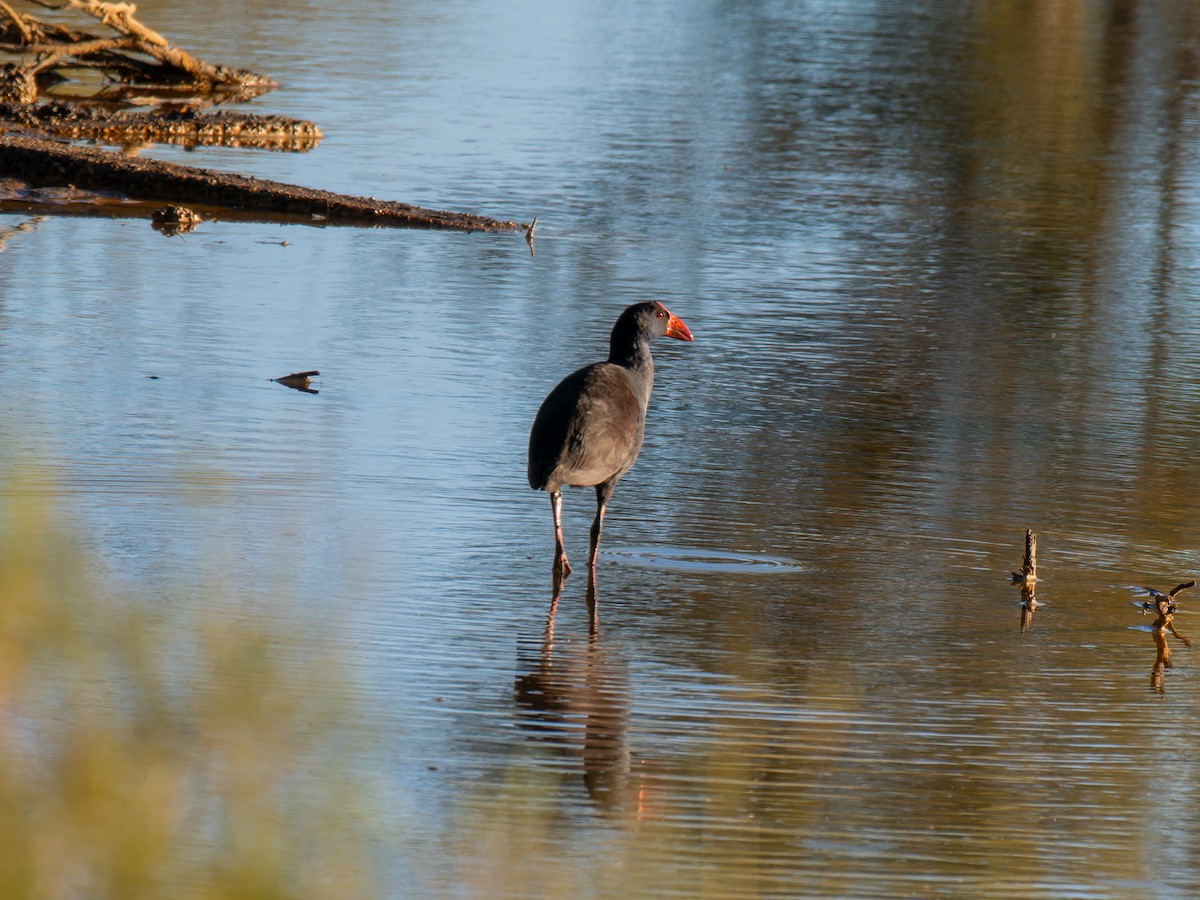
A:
0 489 380 900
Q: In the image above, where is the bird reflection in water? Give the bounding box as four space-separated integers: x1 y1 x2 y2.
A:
1131 581 1195 694
514 571 640 815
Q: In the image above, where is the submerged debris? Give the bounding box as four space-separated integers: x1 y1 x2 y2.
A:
272 370 320 394
0 1 523 231
150 204 200 235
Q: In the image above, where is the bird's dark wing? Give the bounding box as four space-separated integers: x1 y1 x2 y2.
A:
1169 580 1198 599
528 367 590 490
528 363 644 491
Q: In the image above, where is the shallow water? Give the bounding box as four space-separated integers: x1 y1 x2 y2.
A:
5 0 1200 896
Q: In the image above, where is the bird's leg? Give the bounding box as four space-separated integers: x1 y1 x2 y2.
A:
550 490 572 578
586 566 599 636
588 480 617 570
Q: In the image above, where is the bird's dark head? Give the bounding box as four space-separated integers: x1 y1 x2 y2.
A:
619 301 694 343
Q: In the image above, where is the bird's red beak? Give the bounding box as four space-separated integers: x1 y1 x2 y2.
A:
665 314 694 342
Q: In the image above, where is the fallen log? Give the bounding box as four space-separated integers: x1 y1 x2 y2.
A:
0 134 526 232
1 101 323 151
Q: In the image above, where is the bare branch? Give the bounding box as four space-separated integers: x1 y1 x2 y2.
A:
0 0 32 42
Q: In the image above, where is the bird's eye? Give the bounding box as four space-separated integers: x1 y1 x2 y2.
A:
657 310 666 318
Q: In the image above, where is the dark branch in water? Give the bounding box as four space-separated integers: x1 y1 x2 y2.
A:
1169 580 1198 599
272 371 320 394
0 134 526 232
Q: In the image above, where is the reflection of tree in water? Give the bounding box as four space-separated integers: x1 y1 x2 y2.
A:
514 575 633 814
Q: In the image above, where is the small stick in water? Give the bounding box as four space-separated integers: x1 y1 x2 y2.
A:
525 216 537 257
1011 529 1038 585
1011 530 1040 632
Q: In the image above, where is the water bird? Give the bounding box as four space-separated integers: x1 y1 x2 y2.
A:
528 301 693 577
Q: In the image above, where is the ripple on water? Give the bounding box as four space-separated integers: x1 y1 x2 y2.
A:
604 545 803 574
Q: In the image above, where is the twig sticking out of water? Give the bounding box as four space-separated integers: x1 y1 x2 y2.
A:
526 217 537 257
1011 529 1037 585
1133 580 1197 618
1010 530 1039 632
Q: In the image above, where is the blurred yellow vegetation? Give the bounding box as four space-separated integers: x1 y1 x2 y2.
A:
0 488 380 899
